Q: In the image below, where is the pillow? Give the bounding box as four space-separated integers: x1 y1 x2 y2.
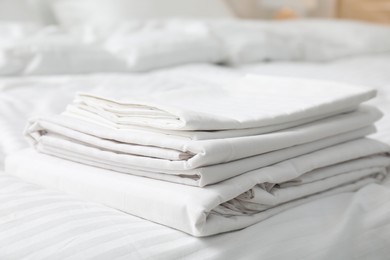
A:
0 22 43 75
2 26 127 75
51 0 126 29
51 0 234 29
103 19 225 71
1 20 225 75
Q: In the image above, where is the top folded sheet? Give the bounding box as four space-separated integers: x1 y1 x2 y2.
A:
67 75 376 131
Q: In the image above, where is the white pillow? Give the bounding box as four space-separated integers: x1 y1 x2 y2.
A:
51 0 234 29
3 26 126 75
2 20 225 75
103 20 224 71
0 22 43 75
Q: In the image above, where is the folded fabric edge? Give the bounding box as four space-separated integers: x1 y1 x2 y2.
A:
5 138 390 237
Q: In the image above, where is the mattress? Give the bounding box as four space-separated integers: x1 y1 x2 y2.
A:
1 54 390 258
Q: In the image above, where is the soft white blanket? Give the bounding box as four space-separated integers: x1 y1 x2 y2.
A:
26 106 380 186
6 138 390 236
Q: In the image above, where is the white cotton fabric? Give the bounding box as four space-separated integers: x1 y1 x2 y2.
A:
1 174 390 260
6 138 390 237
1 52 390 258
2 19 390 76
26 105 381 186
101 20 224 72
0 22 43 75
0 20 224 75
1 26 127 76
1 58 390 168
211 19 390 64
67 75 376 131
51 0 234 29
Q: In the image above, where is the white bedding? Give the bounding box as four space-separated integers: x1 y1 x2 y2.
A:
6 138 390 236
240 55 390 144
17 69 390 237
1 172 390 259
25 114 378 186
67 75 375 130
212 19 390 64
1 53 390 256
1 19 390 76
25 75 381 186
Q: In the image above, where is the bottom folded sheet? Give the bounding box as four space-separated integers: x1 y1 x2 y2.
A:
5 138 390 237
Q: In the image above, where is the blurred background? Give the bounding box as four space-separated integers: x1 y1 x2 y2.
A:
0 0 389 25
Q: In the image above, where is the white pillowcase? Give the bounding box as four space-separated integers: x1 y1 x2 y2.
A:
0 22 43 75
3 19 390 75
51 0 234 29
103 20 224 71
1 20 224 75
2 26 126 75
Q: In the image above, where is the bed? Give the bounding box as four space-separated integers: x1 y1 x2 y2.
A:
1 14 390 260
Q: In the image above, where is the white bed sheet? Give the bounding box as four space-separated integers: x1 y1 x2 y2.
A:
26 107 380 186
237 54 390 143
6 138 390 237
1 171 390 259
1 55 390 257
1 55 390 166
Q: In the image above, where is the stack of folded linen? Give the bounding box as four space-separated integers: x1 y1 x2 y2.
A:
8 75 390 237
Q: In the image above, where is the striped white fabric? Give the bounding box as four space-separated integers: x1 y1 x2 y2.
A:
1 173 390 259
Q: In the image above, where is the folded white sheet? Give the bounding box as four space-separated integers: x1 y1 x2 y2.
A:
6 138 390 236
67 75 376 130
26 106 381 186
